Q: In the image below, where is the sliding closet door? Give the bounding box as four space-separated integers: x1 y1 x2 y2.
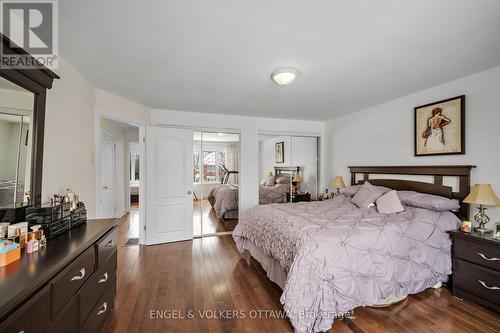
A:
291 136 319 200
145 127 193 245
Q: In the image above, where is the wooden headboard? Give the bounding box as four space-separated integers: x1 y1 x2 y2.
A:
348 165 476 219
274 166 300 175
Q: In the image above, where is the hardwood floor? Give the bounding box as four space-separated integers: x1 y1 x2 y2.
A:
193 199 238 235
103 212 500 333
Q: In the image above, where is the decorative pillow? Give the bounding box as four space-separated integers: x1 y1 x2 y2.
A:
275 175 291 184
342 184 391 197
351 182 388 208
342 185 361 196
265 175 276 186
260 178 267 186
397 190 460 211
376 190 405 214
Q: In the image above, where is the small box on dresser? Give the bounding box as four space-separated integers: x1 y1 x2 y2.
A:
448 230 500 312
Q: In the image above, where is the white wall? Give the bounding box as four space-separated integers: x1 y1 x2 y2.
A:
325 66 500 228
44 58 97 216
150 110 325 215
43 59 149 218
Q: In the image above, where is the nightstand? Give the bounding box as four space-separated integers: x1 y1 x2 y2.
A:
448 230 500 312
288 192 311 203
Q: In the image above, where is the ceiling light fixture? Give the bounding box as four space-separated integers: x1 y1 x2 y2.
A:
271 67 299 86
217 132 225 136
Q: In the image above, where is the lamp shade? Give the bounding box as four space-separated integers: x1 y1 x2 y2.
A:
293 173 302 182
333 176 346 189
463 184 500 206
267 171 273 177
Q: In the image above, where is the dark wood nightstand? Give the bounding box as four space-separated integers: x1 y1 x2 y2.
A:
448 230 500 312
288 192 311 203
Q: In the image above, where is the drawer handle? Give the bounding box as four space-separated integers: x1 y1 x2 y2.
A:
98 272 109 283
70 268 86 281
478 280 500 290
477 253 500 261
105 240 114 248
97 302 108 315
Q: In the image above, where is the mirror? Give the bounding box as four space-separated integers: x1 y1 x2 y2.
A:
0 76 34 206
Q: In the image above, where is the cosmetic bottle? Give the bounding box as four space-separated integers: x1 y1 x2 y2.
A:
26 240 34 254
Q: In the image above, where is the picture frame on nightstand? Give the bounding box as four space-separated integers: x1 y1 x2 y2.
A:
493 222 500 240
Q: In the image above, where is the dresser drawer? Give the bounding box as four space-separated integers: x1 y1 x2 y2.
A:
454 258 500 307
79 250 117 326
52 246 95 317
96 227 117 268
0 285 51 333
44 297 77 333
454 237 500 271
80 278 116 333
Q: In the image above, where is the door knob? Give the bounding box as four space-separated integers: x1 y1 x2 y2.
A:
102 186 108 190
187 190 192 195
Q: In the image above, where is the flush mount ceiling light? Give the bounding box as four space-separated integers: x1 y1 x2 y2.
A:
271 67 299 86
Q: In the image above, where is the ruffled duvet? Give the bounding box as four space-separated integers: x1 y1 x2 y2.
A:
232 195 460 333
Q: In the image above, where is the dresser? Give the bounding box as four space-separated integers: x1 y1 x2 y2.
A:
0 219 117 333
448 230 500 312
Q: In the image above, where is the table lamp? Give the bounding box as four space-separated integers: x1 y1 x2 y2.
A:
292 173 302 193
463 184 500 233
333 176 346 195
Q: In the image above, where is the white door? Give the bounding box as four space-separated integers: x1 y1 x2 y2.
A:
146 127 193 245
101 132 116 218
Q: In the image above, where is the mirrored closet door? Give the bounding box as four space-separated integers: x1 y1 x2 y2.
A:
0 77 34 206
193 131 240 237
259 134 319 205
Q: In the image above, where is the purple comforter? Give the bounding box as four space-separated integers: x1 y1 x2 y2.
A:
233 195 460 333
207 184 238 219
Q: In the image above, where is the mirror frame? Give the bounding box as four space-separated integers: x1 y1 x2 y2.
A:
0 34 59 205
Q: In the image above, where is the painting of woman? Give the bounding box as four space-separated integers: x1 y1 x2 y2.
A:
414 95 465 156
422 107 451 151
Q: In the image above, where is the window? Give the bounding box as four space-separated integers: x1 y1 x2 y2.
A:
130 152 140 182
193 151 200 182
193 150 226 183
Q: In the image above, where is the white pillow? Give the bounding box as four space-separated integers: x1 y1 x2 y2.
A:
376 190 404 214
260 178 267 186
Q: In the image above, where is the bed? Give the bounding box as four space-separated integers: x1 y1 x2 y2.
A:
0 180 24 206
259 166 299 205
232 165 475 333
207 184 239 220
208 166 301 220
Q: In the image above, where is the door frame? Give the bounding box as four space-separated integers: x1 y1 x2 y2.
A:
99 130 117 217
95 113 146 245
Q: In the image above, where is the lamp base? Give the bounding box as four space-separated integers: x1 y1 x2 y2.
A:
473 205 491 234
473 226 493 233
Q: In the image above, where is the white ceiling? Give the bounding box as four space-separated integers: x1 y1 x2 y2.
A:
60 0 500 120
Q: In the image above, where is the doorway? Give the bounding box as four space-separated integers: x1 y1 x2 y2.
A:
193 131 240 237
98 117 141 241
100 131 116 218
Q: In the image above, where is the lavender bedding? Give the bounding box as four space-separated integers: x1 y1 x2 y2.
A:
233 195 460 333
259 183 290 204
207 184 239 219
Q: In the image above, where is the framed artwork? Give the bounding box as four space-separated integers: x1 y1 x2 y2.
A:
493 222 500 240
414 95 465 156
275 141 284 163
